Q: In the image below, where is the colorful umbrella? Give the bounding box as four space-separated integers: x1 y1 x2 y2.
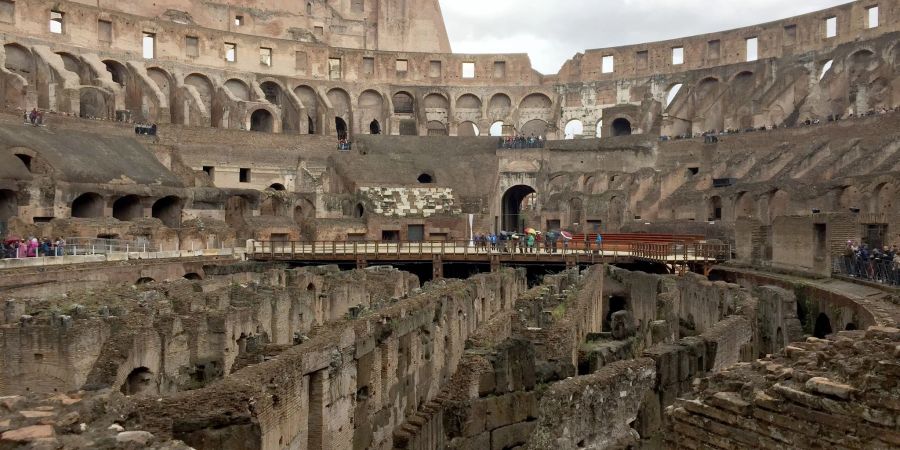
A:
560 231 573 240
524 228 536 235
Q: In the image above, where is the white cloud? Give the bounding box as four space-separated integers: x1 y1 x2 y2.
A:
440 0 850 74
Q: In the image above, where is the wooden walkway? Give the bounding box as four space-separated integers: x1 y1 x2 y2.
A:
248 238 730 276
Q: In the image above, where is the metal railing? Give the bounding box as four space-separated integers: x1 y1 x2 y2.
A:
250 239 731 263
63 237 156 255
833 256 900 287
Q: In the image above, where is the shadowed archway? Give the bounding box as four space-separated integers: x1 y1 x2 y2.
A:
501 185 537 232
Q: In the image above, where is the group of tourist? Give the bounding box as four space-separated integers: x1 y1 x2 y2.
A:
659 107 899 142
0 237 67 259
23 108 45 126
497 135 545 149
337 138 352 151
134 123 158 136
838 241 900 286
472 231 602 254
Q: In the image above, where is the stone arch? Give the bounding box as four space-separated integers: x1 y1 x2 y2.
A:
56 52 88 83
358 90 384 135
152 196 183 228
734 192 754 220
353 203 365 219
564 119 583 139
694 77 723 132
261 194 286 217
269 183 286 191
112 195 143 221
121 367 155 396
604 295 627 331
71 193 104 218
184 273 203 280
456 93 482 110
225 195 251 229
519 93 552 109
873 182 896 213
488 93 512 119
813 313 832 339
417 173 434 184
184 73 215 125
260 80 284 106
665 83 683 108
767 190 790 224
145 67 174 119
501 185 537 232
102 59 129 87
392 91 415 114
249 108 274 132
838 185 863 211
423 93 449 109
489 121 504 137
327 88 352 137
708 196 723 221
0 189 17 221
521 119 548 137
3 43 33 109
136 277 156 285
224 79 251 101
426 120 447 136
294 85 319 134
458 121 480 136
335 117 349 139
567 197 584 228
293 198 315 222
79 87 109 119
611 118 632 136
847 49 877 73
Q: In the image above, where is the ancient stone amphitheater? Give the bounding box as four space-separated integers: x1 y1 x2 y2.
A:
0 0 898 449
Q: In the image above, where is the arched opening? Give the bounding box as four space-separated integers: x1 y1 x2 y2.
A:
260 81 283 106
489 121 504 137
135 277 155 285
604 295 627 331
458 121 480 136
328 88 352 137
488 94 512 119
845 323 857 331
501 185 536 232
184 73 215 125
250 109 274 132
768 190 790 224
306 282 316 291
564 119 584 139
224 79 251 101
71 193 104 218
519 93 552 109
102 60 128 86
426 121 447 136
14 154 31 172
121 367 155 396
335 117 348 140
611 118 632 136
225 196 250 228
269 183 286 191
520 119 548 137
734 192 754 220
353 203 365 219
112 195 142 222
456 94 482 111
417 173 434 184
423 93 449 110
79 88 109 119
152 196 182 228
293 205 305 223
708 196 723 221
392 92 414 114
0 190 17 221
369 120 381 134
295 85 319 134
813 313 833 339
665 83 683 108
183 273 202 280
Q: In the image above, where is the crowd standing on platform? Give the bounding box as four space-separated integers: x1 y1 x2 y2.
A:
0 237 66 259
837 240 900 286
497 135 545 149
472 230 603 255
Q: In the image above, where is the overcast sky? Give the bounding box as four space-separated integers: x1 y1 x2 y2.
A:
439 0 852 74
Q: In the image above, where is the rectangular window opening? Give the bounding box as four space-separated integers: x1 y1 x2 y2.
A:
825 16 837 38
234 15 243 26
295 51 308 71
601 55 614 73
98 20 112 43
225 42 237 62
313 26 324 37
395 59 408 75
707 40 720 59
429 60 441 78
867 6 878 28
202 166 215 180
783 24 797 46
328 57 342 80
260 47 272 67
362 56 374 75
672 46 684 65
636 50 648 69
746 37 758 62
185 36 199 57
49 10 63 34
493 61 506 78
142 32 156 59
461 62 475 79
351 0 364 12
239 168 251 183
0 0 15 24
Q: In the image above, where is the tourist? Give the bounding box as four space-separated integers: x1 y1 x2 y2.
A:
526 233 535 253
39 238 51 257
55 237 65 256
29 108 38 125
595 233 603 254
15 240 25 258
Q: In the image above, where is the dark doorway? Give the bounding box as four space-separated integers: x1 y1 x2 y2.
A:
863 224 887 250
612 118 632 136
501 185 536 232
604 295 627 330
250 109 274 132
307 115 316 134
113 195 142 221
381 230 400 241
71 193 104 218
0 190 17 221
408 225 425 242
369 120 381 135
121 367 154 395
813 313 832 338
335 117 348 140
417 173 433 184
152 196 183 228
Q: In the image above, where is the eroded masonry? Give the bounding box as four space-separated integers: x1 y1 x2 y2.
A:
0 0 899 449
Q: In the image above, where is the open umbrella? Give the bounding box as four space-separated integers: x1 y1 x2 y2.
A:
524 227 536 235
560 231 573 240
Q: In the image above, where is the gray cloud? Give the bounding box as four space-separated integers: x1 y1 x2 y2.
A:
439 0 852 74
